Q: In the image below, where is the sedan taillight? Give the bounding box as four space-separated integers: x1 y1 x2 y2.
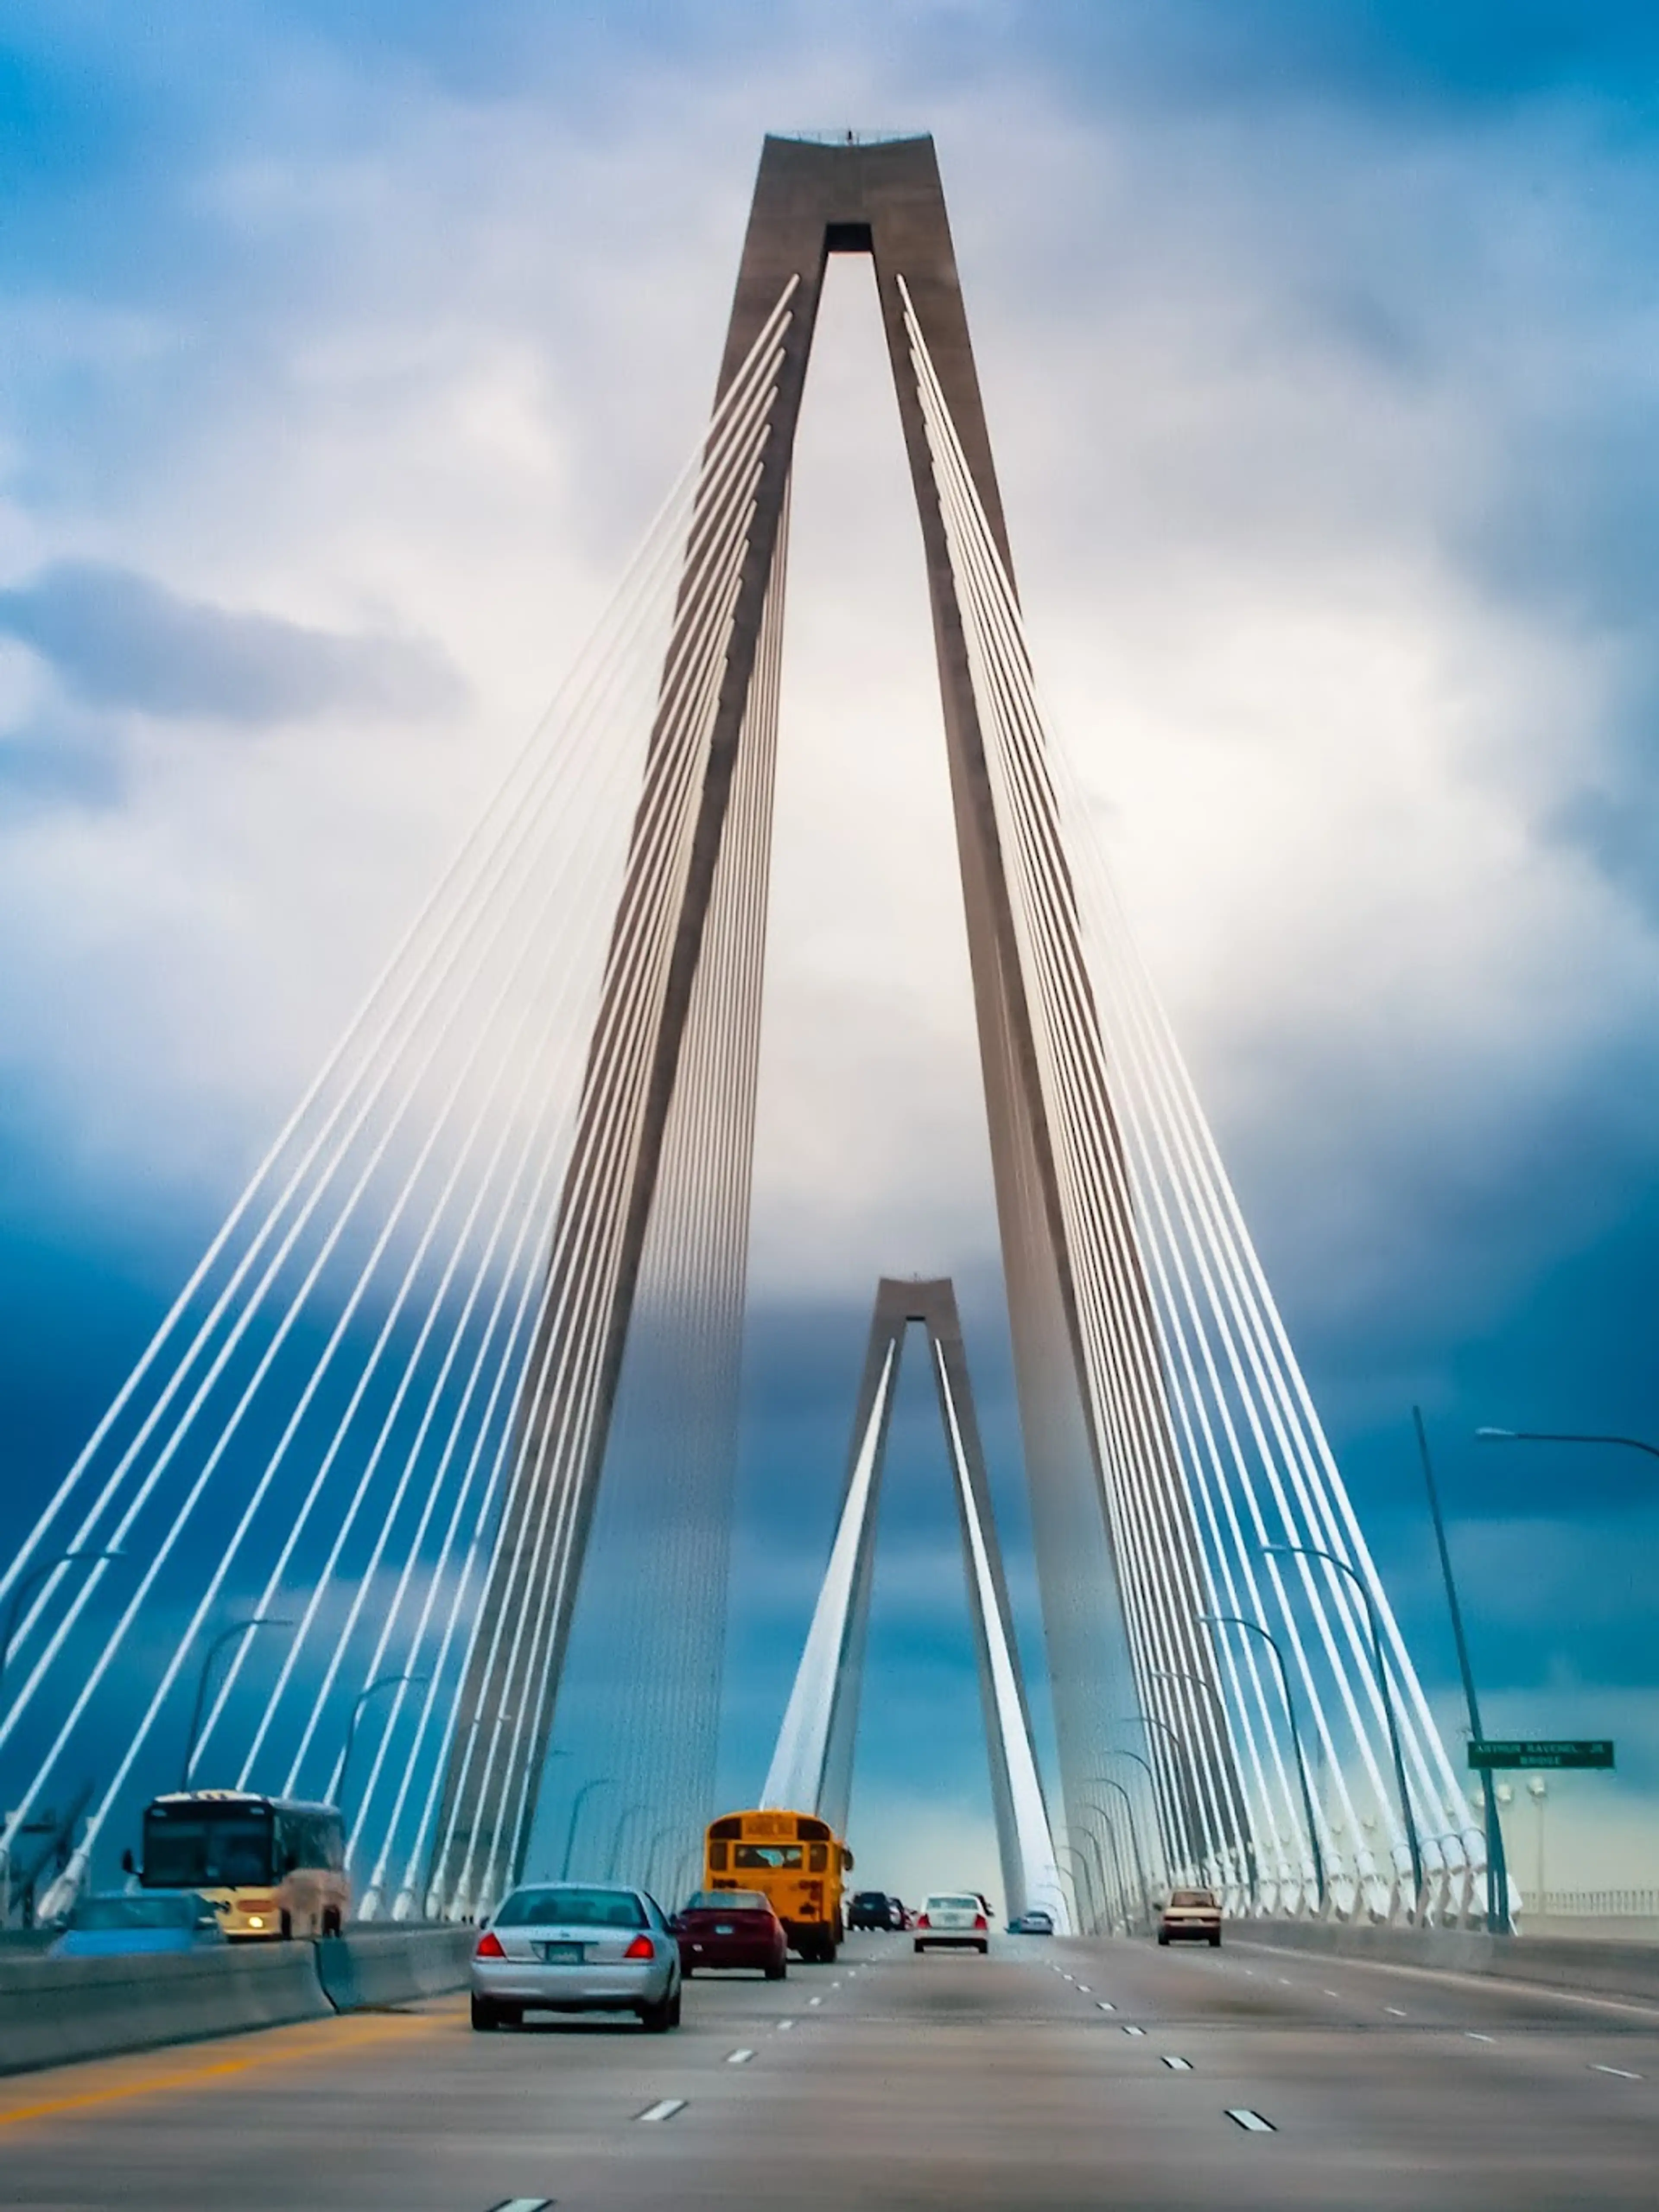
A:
973 1914 988 1931
474 1930 505 1959
916 1913 930 1929
623 1934 655 1960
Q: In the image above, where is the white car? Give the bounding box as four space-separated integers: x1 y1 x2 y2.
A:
913 1891 990 1955
470 1882 681 2031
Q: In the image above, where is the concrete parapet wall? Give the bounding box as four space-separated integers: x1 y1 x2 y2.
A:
0 1941 330 2076
1232 1919 1659 2004
315 1926 474 2012
0 1925 474 2077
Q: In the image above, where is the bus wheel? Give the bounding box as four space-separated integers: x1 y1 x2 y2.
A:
279 1911 292 1941
322 1908 342 1938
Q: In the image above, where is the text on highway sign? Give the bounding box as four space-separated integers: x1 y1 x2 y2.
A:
1467 1739 1614 1770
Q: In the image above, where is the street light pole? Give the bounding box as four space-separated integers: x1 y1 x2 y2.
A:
181 1617 291 1789
1086 1775 1151 1932
1151 1668 1257 1906
1197 1613 1326 1914
1105 1745 1171 1896
1477 1427 1659 1460
1055 1841 1100 1934
1416 1409 1510 1933
559 1777 616 1880
1079 1803 1132 1933
604 1802 648 1883
0 1551 123 1707
335 1675 427 1813
1263 1542 1424 1911
1124 1710 1205 1883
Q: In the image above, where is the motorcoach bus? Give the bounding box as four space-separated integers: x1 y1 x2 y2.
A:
135 1790 348 1941
702 1809 852 1962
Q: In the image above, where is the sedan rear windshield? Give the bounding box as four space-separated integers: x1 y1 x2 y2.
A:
684 1891 769 1912
1170 1889 1217 1907
926 1894 982 1910
495 1887 646 1929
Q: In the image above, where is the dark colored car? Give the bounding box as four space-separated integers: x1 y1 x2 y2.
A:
847 1889 896 1932
676 1890 788 1979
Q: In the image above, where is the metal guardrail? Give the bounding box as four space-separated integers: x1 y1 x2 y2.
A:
1538 1890 1659 1918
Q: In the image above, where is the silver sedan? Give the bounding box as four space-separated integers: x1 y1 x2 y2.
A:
470 1882 682 2032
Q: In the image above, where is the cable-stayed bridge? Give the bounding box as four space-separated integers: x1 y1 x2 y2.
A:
0 132 1482 1938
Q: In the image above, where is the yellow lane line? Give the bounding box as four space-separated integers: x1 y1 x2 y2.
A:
0 2007 453 2132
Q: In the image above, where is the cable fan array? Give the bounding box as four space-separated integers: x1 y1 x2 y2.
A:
901 279 1480 1924
0 281 799 1922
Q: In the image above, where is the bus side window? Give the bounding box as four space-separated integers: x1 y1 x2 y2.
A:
709 1841 729 1871
808 1843 827 1872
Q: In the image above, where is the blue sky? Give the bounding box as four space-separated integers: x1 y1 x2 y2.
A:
5 1 1659 1903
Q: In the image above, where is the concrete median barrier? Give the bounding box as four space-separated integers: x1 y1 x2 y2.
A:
1231 1919 1659 2004
315 1926 474 2012
0 1941 331 2077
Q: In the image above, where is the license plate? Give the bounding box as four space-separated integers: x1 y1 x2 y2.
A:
714 1924 734 1935
540 1941 583 1963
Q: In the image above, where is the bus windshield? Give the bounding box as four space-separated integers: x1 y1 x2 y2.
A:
734 1843 803 1869
143 1803 273 1888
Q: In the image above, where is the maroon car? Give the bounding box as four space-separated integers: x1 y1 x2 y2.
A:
675 1890 788 1980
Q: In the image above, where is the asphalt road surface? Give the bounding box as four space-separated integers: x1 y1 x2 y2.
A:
4 1930 1659 2209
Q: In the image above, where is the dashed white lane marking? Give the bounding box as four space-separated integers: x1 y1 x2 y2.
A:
1592 2064 1643 2080
636 2100 685 2124
807 1996 823 2007
777 2019 795 2031
726 2049 755 2066
1076 1983 1090 1992
1123 2025 1147 2038
1466 2032 1494 2043
1227 2107 1276 2133
1323 1989 1340 1998
1383 2005 1408 2017
1277 1977 1291 1985
1062 1973 1075 1982
1161 2056 1194 2072
1096 2000 1116 2012
831 1980 842 1989
486 2200 552 2211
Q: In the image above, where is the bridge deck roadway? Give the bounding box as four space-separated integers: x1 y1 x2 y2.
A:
3 1930 1658 2208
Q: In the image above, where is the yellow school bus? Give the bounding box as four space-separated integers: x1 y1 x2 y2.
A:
702 1809 853 1962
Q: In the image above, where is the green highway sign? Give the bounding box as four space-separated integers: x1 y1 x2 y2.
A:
1468 1739 1614 1771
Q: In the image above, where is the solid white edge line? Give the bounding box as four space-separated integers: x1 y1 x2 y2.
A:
636 2099 686 2124
1226 2108 1276 2132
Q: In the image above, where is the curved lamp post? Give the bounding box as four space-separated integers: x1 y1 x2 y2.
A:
1104 1744 1170 1896
1077 1803 1130 1933
604 1801 649 1883
1151 1668 1257 1905
1123 1710 1205 1883
559 1776 616 1880
181 1617 291 1788
1477 1426 1659 1461
335 1674 426 1813
1054 1841 1100 1934
1197 1613 1325 1912
1086 1775 1151 1932
1263 1541 1424 1909
0 1551 124 1708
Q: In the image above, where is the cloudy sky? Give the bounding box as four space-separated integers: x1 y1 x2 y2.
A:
5 2 1659 1904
